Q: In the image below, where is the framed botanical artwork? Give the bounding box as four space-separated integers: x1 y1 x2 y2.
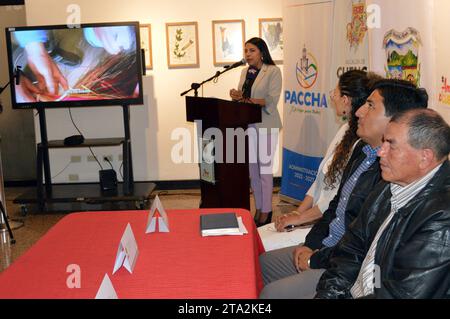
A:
139 24 153 70
259 18 283 63
166 22 199 68
212 20 245 66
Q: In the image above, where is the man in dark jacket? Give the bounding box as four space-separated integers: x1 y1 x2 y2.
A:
316 108 450 299
260 80 429 299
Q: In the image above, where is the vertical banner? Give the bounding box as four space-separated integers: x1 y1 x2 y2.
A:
280 0 334 202
367 0 435 100
434 0 450 123
330 0 370 89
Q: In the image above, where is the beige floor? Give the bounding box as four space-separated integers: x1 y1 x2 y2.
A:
0 186 297 273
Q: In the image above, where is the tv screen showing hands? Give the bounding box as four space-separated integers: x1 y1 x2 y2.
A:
6 22 143 109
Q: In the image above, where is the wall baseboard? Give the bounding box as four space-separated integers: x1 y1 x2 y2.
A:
5 178 282 190
0 1 24 6
4 180 37 187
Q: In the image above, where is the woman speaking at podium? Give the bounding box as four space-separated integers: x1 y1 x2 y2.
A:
229 37 282 227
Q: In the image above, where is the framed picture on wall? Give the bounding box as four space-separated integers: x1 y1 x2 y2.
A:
259 18 283 63
139 24 153 69
212 20 245 66
166 22 199 68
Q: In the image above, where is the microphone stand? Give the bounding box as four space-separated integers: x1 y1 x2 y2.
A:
0 67 22 113
0 134 23 245
0 67 25 242
0 66 22 94
0 81 11 112
0 82 10 96
180 65 240 97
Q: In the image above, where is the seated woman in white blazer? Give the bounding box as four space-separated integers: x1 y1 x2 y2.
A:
230 37 282 227
272 70 383 234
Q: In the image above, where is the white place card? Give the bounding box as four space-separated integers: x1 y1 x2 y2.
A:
237 216 248 235
113 223 139 274
95 274 118 299
146 195 170 233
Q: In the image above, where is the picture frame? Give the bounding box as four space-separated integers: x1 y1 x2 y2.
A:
212 20 245 66
166 21 199 68
139 24 153 70
259 18 283 63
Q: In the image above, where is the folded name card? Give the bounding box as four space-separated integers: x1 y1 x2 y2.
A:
95 274 118 299
146 195 170 233
113 223 139 274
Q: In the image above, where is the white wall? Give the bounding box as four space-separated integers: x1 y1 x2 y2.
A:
24 0 283 183
434 0 450 122
0 5 38 181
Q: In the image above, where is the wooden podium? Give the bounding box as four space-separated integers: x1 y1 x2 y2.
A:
186 96 262 210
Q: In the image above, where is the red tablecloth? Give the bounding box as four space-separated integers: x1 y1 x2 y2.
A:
0 209 265 299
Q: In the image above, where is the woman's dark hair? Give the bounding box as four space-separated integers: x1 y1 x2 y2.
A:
245 37 276 66
324 70 383 189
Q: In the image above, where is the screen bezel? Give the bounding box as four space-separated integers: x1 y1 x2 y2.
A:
5 21 144 109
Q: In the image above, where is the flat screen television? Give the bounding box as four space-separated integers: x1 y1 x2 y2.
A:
5 21 143 109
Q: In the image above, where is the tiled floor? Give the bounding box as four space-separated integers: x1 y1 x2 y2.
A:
0 186 297 273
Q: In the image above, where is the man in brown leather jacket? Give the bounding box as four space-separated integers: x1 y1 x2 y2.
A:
316 108 450 299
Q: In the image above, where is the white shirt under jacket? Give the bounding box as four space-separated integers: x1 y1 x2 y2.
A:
306 123 359 214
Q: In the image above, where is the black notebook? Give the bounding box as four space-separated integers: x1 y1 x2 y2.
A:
200 213 241 237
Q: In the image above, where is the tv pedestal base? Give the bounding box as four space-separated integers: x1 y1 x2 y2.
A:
13 182 156 214
14 105 155 214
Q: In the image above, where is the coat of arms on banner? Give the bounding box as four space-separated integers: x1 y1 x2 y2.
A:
439 76 450 107
383 27 422 86
346 1 368 50
296 46 318 89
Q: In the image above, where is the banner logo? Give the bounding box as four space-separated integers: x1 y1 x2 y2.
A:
296 46 318 89
383 27 422 86
286 46 327 111
439 76 450 107
347 1 368 50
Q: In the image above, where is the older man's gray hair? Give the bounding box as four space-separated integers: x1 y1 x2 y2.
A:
391 108 450 161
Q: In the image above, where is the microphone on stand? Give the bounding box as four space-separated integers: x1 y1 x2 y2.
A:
224 59 246 70
180 59 246 97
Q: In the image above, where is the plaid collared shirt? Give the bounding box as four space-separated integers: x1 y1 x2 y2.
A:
322 145 380 247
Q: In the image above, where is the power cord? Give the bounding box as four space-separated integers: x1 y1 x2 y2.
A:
68 107 103 170
51 161 72 180
104 156 115 170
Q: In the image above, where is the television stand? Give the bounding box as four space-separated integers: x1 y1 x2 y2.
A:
13 105 156 214
14 182 156 214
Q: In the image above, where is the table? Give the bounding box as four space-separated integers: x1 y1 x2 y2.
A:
0 209 264 299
